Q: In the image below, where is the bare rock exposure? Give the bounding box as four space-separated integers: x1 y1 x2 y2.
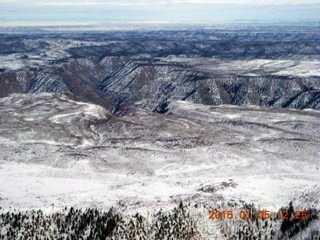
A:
0 24 319 239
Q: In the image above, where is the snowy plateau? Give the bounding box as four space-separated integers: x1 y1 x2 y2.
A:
0 24 319 239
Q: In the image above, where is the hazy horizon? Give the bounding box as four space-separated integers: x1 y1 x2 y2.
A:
1 0 320 26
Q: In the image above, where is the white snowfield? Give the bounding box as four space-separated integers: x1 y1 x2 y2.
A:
0 93 319 214
165 57 320 77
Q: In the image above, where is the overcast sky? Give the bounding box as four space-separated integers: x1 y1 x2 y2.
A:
1 0 320 25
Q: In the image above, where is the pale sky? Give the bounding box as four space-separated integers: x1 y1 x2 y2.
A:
1 0 320 25
1 0 320 5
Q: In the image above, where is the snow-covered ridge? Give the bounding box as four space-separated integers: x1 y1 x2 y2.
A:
169 100 320 129
0 92 111 148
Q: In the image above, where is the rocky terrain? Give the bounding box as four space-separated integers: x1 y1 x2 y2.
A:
0 24 319 239
0 25 319 113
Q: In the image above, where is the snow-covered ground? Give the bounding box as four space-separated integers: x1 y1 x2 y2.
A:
0 93 319 215
165 57 320 77
0 38 107 71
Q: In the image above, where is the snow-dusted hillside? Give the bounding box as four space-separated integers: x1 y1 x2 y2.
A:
0 28 320 112
0 93 318 209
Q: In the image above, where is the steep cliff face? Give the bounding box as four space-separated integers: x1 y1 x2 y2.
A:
98 59 320 113
98 59 207 113
0 56 128 108
2 59 319 114
0 28 320 113
188 75 320 109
